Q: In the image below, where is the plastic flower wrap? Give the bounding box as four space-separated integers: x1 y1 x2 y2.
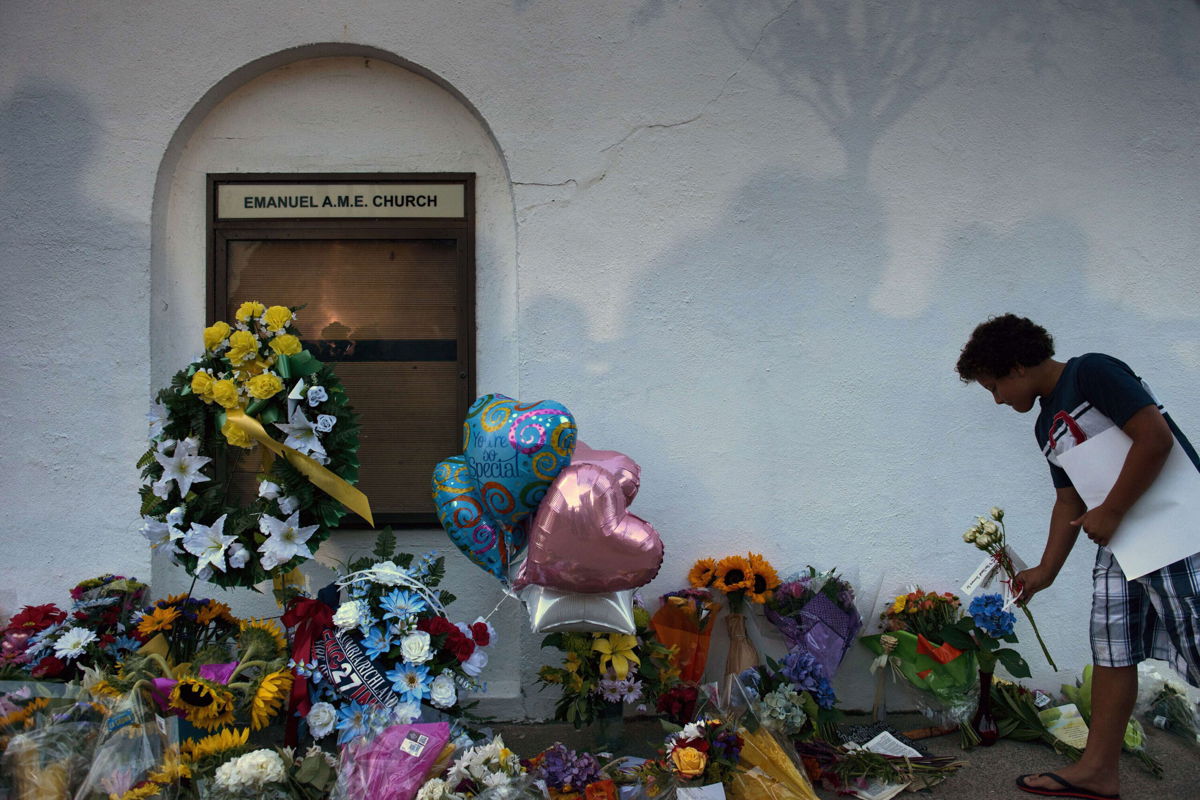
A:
138 301 369 589
1137 662 1200 746
651 588 721 683
961 507 1056 669
537 595 678 728
861 589 977 724
74 688 188 800
296 532 494 743
0 692 104 800
764 567 861 681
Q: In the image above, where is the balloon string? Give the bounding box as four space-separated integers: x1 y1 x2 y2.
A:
483 591 514 623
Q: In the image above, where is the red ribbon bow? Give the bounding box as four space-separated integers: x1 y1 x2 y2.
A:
281 597 334 745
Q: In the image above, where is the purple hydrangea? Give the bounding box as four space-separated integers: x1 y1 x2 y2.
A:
782 647 837 709
533 743 603 791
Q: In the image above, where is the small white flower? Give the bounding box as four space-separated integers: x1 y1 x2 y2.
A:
368 561 409 586
982 520 999 536
429 673 457 708
963 529 977 543
315 414 336 433
277 495 300 515
306 386 328 407
306 702 337 739
151 479 172 499
157 438 177 454
990 507 1005 521
140 517 181 550
417 778 449 800
167 506 186 526
53 627 98 661
332 601 364 630
400 631 433 664
227 542 250 570
258 481 282 500
390 700 421 725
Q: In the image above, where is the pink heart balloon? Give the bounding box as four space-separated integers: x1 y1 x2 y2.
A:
514 461 663 593
571 440 641 505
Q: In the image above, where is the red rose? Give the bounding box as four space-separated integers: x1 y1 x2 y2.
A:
417 616 458 637
469 621 491 647
7 604 67 634
31 655 67 679
445 631 476 662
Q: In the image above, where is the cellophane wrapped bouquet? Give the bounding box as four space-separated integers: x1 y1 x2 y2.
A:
763 567 861 681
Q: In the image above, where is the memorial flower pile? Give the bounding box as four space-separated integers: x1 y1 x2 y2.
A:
416 734 527 800
0 575 148 681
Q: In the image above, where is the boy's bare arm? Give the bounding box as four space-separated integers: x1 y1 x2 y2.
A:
1015 487 1086 600
1071 404 1174 546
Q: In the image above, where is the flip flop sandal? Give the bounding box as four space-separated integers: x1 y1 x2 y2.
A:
1015 772 1120 800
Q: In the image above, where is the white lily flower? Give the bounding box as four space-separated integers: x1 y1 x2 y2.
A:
154 443 211 498
277 495 299 515
182 515 234 573
146 401 168 440
140 517 183 550
258 511 319 571
274 408 326 458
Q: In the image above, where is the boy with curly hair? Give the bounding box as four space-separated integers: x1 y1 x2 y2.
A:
956 314 1200 800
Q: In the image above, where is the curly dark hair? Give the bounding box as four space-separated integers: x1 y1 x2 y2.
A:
956 314 1054 383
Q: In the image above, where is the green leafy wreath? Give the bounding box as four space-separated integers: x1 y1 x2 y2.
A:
138 301 366 589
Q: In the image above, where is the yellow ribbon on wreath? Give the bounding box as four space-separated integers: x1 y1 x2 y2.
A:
224 407 374 526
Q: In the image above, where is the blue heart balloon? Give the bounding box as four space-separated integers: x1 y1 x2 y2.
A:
432 395 576 580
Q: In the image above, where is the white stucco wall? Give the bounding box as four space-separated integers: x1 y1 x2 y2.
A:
2 0 1197 717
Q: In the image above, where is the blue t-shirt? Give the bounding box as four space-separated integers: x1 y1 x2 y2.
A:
1035 353 1200 489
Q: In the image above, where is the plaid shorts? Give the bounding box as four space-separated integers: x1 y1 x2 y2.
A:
1091 546 1200 687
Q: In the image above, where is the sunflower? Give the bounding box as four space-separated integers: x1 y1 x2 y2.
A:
249 669 293 730
88 680 123 701
688 558 718 588
712 555 754 594
137 605 181 636
169 678 235 730
181 727 250 763
239 618 287 658
115 782 164 800
745 553 780 604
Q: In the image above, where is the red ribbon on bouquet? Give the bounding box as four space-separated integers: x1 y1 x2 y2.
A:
915 633 965 680
281 596 334 745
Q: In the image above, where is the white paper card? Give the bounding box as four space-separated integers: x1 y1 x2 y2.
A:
1057 427 1200 579
677 784 726 800
961 556 1000 596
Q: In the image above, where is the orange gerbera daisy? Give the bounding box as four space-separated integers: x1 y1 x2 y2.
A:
712 555 754 594
137 605 181 636
688 558 718 588
745 552 780 603
196 600 235 626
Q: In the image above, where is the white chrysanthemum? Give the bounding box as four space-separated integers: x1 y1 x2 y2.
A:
216 749 286 790
332 600 365 630
53 627 98 661
417 778 449 800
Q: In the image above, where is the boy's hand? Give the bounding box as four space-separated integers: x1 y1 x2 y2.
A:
1070 504 1124 546
1013 564 1055 601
